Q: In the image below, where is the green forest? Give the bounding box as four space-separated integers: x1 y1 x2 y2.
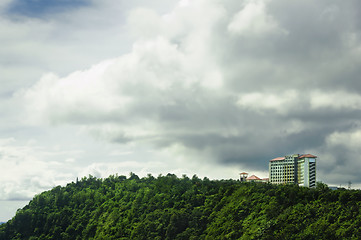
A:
0 173 360 239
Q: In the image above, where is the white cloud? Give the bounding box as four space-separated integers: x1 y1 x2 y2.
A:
227 0 286 36
310 91 361 110
0 138 78 200
236 90 300 115
326 130 361 149
21 27 226 140
128 8 163 39
22 59 130 124
237 90 361 114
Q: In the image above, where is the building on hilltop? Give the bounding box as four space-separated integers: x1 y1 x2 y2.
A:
247 175 261 182
269 154 317 187
239 172 269 183
247 175 269 183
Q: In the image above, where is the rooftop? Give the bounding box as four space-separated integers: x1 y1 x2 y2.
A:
246 175 261 180
270 157 285 162
270 154 317 162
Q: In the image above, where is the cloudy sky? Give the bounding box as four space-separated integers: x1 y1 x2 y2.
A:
1 0 361 221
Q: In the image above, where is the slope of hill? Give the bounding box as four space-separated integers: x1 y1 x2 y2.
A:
0 174 360 239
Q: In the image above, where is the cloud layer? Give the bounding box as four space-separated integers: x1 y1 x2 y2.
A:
20 0 361 187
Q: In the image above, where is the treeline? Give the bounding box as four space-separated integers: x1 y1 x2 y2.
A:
0 173 361 239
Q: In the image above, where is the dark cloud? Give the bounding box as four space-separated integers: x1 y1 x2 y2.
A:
210 0 361 93
6 0 89 18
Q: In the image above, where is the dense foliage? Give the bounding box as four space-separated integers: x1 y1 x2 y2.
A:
1 173 361 239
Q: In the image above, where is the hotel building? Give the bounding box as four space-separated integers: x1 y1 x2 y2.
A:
269 154 317 187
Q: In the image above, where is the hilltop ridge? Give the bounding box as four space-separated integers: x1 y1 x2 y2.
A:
0 174 360 239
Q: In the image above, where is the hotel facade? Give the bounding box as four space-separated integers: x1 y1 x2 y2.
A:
269 154 317 187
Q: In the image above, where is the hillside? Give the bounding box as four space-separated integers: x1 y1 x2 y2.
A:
0 174 360 239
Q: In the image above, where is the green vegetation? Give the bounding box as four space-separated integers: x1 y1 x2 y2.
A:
1 174 360 239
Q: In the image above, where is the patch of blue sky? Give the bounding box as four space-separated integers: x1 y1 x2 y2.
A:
6 0 90 18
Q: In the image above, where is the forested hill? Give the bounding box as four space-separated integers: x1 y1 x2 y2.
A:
1 174 361 240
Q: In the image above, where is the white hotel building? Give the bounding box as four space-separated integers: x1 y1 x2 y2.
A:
269 154 317 187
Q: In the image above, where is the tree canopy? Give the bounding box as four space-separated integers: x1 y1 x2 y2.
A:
0 174 360 239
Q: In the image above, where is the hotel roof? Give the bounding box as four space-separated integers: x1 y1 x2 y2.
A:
270 154 317 161
270 157 285 162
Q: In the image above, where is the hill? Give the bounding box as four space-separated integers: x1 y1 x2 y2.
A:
0 173 360 239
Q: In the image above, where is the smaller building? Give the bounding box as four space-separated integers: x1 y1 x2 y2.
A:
240 172 269 183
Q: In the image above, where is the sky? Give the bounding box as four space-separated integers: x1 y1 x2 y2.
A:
1 0 361 221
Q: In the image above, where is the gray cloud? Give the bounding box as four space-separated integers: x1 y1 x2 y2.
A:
18 0 361 188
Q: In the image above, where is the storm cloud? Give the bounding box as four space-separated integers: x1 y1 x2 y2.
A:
21 0 361 182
